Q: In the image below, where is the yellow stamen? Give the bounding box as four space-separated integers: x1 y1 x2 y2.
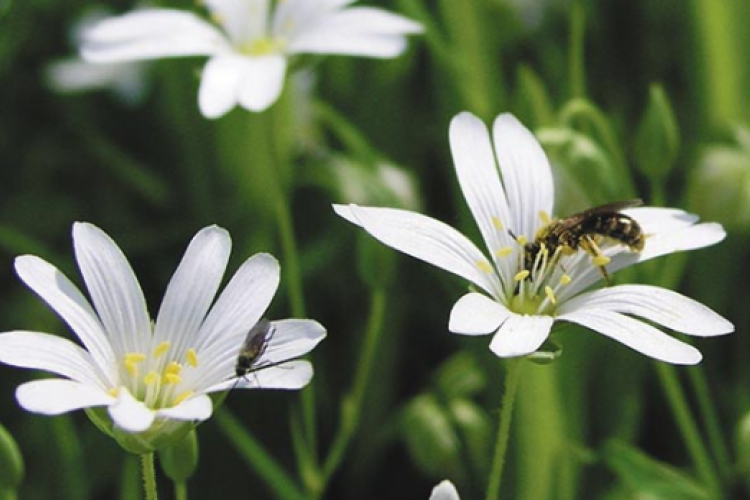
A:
163 373 182 385
539 210 551 225
165 361 182 376
108 387 119 397
544 286 557 305
477 261 494 273
172 391 194 407
144 371 160 386
514 270 530 282
186 348 199 368
560 274 572 285
124 353 146 376
516 235 528 246
153 341 170 357
491 216 504 230
593 255 611 266
495 247 513 258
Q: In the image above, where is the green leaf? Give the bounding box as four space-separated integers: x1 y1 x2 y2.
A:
0 422 23 494
602 440 712 500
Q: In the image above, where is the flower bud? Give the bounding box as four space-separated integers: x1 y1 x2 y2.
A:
159 430 199 483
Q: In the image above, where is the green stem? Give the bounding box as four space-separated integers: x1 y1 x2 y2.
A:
215 410 307 500
140 453 158 500
316 288 387 497
687 366 733 482
485 358 524 500
655 364 721 497
174 482 187 500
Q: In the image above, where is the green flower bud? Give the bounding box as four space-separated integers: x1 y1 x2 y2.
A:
159 430 199 483
633 84 680 181
0 421 24 494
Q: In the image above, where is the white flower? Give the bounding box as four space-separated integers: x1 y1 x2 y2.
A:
429 480 460 500
335 112 733 365
0 223 325 451
79 0 423 118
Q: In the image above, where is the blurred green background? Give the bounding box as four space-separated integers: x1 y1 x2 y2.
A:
1 0 750 499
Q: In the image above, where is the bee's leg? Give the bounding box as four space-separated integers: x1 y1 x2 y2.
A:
580 236 611 283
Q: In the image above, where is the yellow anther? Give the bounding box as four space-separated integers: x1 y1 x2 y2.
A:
144 371 160 386
514 270 530 282
539 210 551 225
560 274 572 285
172 391 194 407
491 216 504 230
516 235 528 246
186 348 199 368
165 361 182 376
153 341 171 357
477 261 494 273
125 353 146 364
495 247 513 258
108 387 119 397
593 255 611 266
124 353 145 376
163 373 182 385
544 286 557 305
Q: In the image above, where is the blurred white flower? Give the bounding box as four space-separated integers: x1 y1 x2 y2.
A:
429 480 460 500
0 223 325 451
80 0 423 118
45 7 149 104
335 112 733 364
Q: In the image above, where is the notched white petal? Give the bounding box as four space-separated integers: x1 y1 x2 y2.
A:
109 387 155 432
488 314 553 358
561 285 734 337
198 54 246 118
156 394 213 421
237 55 287 112
449 293 510 336
559 308 702 365
16 379 114 415
264 319 326 364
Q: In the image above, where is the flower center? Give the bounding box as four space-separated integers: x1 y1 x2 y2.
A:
118 342 199 409
238 37 287 56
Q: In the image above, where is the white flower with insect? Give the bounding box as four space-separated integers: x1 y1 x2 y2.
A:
335 112 733 364
0 223 325 452
79 0 423 118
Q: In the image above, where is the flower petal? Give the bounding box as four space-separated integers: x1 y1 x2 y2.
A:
81 9 230 62
488 314 554 358
559 308 702 364
205 0 269 44
109 387 155 432
449 292 511 335
14 255 116 378
284 7 422 58
559 285 733 337
237 55 287 112
333 204 502 297
0 331 107 387
262 319 326 364
156 394 213 421
450 112 518 288
73 222 152 356
198 54 245 118
204 360 314 392
189 253 280 388
154 226 231 351
430 480 461 500
492 113 554 239
16 379 114 415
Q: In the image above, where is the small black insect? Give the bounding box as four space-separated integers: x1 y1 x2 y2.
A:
235 319 275 378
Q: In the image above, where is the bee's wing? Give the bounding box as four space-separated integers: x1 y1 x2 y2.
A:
582 199 644 214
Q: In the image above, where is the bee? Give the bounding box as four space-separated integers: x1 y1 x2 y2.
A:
523 199 645 281
235 319 275 379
